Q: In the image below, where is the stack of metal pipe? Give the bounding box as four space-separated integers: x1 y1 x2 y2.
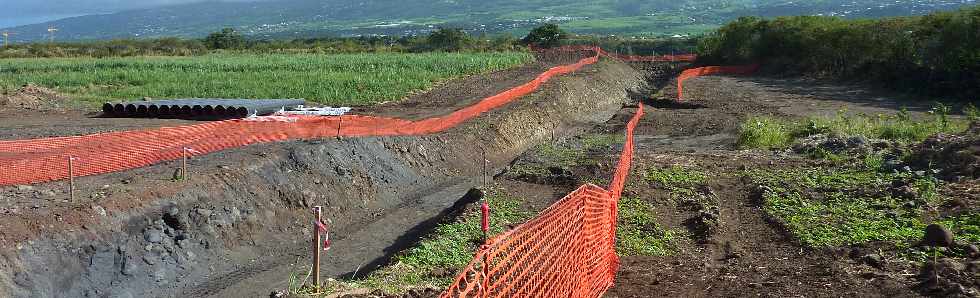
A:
101 99 306 119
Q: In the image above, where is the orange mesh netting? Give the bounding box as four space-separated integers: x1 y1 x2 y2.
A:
543 45 697 62
676 64 760 100
0 49 603 186
605 52 696 63
440 104 643 298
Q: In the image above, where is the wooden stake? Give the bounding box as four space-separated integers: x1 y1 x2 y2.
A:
181 147 188 181
336 116 343 139
313 206 323 290
552 122 558 144
68 155 75 201
482 150 488 189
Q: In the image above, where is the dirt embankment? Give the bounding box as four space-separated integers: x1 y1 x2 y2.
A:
605 74 977 297
0 58 643 297
0 84 67 111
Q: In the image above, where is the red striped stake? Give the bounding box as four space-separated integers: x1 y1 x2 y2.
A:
481 200 490 239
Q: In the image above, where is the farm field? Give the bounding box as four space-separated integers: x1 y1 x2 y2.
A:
0 52 533 105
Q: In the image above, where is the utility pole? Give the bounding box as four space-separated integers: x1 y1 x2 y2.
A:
1 31 14 48
47 27 58 43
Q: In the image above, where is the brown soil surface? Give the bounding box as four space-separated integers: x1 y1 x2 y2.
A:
356 49 593 121
0 84 67 111
603 74 977 297
456 70 976 298
1 52 974 298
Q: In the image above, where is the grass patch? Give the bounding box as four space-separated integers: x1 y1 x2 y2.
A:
508 133 625 182
0 52 532 106
761 188 924 247
616 196 677 256
940 213 980 246
536 134 625 167
643 165 708 199
297 189 533 296
746 166 979 250
738 116 797 149
737 106 971 150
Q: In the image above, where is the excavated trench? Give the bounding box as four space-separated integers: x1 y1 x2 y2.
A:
0 59 646 297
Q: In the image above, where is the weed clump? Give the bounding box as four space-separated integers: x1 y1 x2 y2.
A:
306 189 532 295
616 196 677 256
737 105 971 150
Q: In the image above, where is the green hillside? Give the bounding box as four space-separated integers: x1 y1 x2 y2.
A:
2 0 975 42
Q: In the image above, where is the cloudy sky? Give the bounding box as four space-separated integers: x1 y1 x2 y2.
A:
0 0 264 27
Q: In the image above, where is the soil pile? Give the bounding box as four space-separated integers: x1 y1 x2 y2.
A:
908 122 980 180
0 84 67 111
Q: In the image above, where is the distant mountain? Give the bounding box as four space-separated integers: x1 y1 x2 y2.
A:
3 0 976 42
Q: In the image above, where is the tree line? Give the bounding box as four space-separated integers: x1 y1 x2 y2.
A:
696 5 980 100
0 25 578 59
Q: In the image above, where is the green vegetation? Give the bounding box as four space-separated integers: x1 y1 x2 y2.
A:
737 107 971 150
0 29 523 59
752 168 924 247
941 214 980 246
698 5 980 99
643 165 708 199
616 196 677 256
966 103 980 122
0 22 695 59
303 190 533 295
13 0 962 44
204 28 246 50
522 24 569 48
747 167 979 252
564 35 700 57
509 134 624 181
738 116 796 150
0 52 532 105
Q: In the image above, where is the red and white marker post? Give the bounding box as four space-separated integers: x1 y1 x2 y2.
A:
311 206 331 290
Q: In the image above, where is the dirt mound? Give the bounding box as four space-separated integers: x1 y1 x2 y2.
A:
908 122 980 180
0 84 67 110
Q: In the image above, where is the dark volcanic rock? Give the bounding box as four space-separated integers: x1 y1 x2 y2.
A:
921 224 954 248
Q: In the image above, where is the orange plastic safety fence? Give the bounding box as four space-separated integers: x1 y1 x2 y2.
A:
0 49 601 186
676 64 760 100
441 104 644 298
543 45 697 62
605 53 697 63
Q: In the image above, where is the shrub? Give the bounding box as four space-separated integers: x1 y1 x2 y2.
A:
204 28 246 50
521 24 569 48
